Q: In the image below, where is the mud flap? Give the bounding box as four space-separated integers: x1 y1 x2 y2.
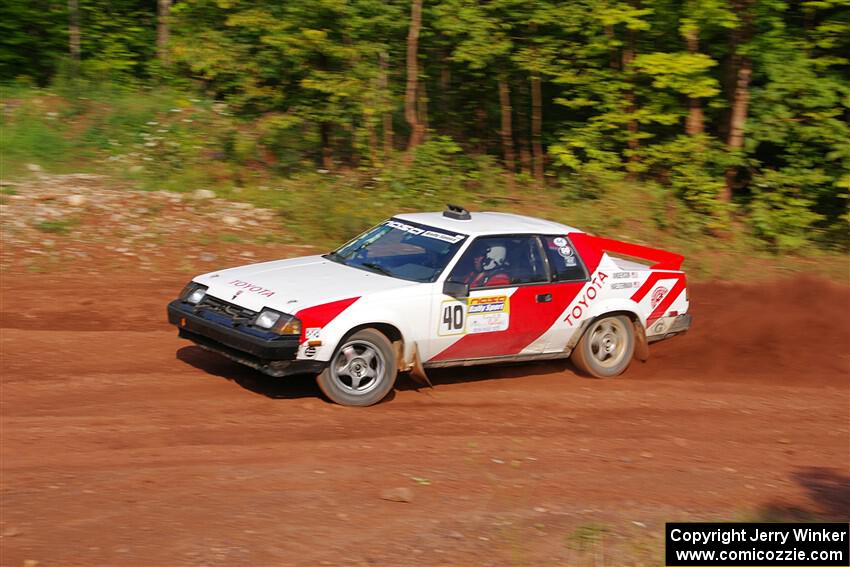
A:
395 341 432 388
633 320 650 362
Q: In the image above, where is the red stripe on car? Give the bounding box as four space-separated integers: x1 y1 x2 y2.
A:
569 233 684 272
430 283 585 361
630 271 685 303
646 278 687 324
295 297 360 343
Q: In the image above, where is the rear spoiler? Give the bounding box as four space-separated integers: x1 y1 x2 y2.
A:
584 235 684 271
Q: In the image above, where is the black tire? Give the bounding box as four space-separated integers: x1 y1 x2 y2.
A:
571 315 635 378
316 328 398 406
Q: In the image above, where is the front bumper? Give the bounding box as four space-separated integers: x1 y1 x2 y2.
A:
167 300 325 377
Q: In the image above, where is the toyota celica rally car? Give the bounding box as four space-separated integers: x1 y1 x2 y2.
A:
168 205 691 406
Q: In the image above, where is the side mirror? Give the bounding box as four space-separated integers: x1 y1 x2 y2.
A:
443 280 469 298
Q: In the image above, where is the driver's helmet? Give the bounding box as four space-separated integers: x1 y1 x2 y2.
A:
483 245 506 270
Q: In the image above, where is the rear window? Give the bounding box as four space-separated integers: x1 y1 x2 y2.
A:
541 236 587 282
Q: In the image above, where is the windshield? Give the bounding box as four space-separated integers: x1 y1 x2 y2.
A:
324 219 468 283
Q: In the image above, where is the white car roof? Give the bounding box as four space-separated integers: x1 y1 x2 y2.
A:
394 211 583 237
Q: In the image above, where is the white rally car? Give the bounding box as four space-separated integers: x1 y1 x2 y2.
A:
168 205 691 406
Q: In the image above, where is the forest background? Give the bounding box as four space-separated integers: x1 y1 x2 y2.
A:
1 0 848 279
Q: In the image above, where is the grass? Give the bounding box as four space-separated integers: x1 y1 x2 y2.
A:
34 218 79 235
565 523 610 554
3 83 848 283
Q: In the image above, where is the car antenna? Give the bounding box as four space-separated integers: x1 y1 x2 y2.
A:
443 204 471 220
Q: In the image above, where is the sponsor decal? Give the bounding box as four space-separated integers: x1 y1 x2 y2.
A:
563 272 609 326
611 281 636 290
303 346 317 358
305 327 321 340
612 271 638 279
467 295 509 334
228 279 276 297
385 220 464 244
553 237 567 247
422 230 463 243
438 295 510 336
468 295 507 314
651 286 669 309
558 245 574 259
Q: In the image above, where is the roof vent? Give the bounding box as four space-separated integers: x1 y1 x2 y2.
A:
443 204 471 220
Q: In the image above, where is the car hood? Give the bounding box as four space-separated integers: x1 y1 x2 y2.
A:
194 255 419 314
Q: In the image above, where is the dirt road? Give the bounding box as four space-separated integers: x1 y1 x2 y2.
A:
1 267 848 566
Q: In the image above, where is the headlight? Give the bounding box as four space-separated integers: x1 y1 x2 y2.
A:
254 309 282 329
253 308 302 335
180 282 208 305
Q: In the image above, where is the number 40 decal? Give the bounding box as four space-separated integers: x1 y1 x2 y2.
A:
438 300 466 336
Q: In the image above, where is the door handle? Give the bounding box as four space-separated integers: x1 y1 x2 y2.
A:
536 293 552 303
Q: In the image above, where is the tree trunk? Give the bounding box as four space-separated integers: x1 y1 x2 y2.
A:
498 77 516 174
723 0 753 202
517 80 532 175
727 61 752 150
474 107 487 154
440 59 451 92
723 57 751 201
687 98 705 136
684 27 704 136
531 73 544 183
379 51 393 159
68 0 80 74
320 122 333 170
157 0 172 64
367 116 378 167
418 79 429 134
622 27 639 176
405 0 424 151
440 50 452 138
605 25 618 69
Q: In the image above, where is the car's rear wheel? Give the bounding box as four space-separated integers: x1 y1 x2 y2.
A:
571 315 635 378
316 328 398 406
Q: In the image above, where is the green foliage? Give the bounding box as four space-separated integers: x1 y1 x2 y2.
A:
1 0 849 252
748 169 827 252
34 218 79 235
171 0 407 166
631 52 719 99
0 0 67 85
0 92 71 174
746 36 850 249
78 0 156 80
388 136 464 199
642 135 731 232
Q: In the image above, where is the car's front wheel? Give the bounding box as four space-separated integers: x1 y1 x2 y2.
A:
316 328 398 406
571 314 635 378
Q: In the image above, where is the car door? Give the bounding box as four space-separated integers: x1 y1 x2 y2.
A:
423 235 565 363
520 234 591 354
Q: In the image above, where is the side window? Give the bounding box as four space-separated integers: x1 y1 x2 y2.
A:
448 236 548 289
542 236 587 282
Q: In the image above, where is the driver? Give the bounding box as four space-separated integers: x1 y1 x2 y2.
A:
461 244 509 287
